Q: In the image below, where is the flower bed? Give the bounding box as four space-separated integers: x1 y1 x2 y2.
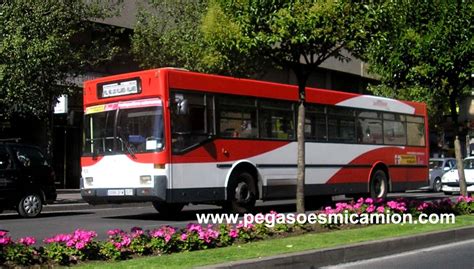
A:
0 196 472 267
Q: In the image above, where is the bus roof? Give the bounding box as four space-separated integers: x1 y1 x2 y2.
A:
84 68 426 115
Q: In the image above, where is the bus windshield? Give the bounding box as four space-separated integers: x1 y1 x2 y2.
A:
84 102 164 156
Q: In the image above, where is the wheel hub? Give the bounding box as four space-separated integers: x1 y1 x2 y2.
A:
235 182 251 203
23 195 40 215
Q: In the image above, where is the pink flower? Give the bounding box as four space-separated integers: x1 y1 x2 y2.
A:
387 201 398 209
75 241 86 250
0 231 8 237
366 204 376 213
417 202 429 211
0 237 12 245
229 229 238 238
186 224 202 233
121 236 131 247
107 229 124 236
180 233 188 241
377 206 385 214
19 237 36 246
365 198 374 204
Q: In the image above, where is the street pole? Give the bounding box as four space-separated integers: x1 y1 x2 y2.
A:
454 136 468 196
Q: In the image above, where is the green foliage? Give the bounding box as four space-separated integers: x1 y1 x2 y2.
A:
98 241 125 261
3 244 38 266
0 0 122 118
202 0 380 81
364 0 473 126
131 0 211 72
42 242 82 265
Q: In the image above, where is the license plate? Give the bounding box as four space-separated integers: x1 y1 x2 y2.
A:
108 189 125 196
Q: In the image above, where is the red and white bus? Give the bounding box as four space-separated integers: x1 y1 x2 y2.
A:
81 68 429 215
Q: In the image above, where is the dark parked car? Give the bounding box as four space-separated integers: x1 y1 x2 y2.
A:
0 140 56 217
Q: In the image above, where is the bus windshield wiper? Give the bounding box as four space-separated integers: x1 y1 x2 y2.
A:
116 136 136 159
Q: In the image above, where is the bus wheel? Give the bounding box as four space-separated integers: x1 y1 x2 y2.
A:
370 170 388 200
226 171 256 214
152 202 184 218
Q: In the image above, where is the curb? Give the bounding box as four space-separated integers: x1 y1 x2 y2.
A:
203 226 474 269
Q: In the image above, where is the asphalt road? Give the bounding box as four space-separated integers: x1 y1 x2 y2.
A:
0 191 452 244
323 239 474 269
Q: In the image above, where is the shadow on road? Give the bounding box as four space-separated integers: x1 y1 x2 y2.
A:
0 211 93 220
103 203 306 222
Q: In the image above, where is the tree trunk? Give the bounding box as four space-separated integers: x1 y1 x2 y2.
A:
454 136 467 196
296 100 305 213
295 68 309 214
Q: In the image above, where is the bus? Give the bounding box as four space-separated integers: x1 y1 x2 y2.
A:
81 68 429 215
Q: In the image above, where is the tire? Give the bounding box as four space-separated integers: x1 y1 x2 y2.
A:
370 170 388 200
432 178 442 192
17 193 43 218
152 202 184 218
225 171 257 214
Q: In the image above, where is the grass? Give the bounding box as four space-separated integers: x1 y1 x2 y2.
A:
79 215 474 269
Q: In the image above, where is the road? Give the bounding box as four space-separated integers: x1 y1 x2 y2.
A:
0 191 452 244
323 239 474 269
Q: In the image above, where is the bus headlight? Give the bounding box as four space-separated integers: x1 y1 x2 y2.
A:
140 175 152 185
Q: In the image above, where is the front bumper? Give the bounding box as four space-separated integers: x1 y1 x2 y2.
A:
442 182 474 193
81 175 167 205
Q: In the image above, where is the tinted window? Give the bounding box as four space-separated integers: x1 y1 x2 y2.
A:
406 116 425 146
10 146 47 168
84 110 116 155
259 100 294 140
117 106 164 153
429 160 443 169
305 105 327 141
0 146 12 170
383 120 406 145
357 110 383 144
171 91 213 152
464 159 474 169
218 96 257 138
327 107 356 143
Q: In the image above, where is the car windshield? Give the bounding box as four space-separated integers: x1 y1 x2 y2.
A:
463 159 474 169
83 99 164 155
429 160 444 169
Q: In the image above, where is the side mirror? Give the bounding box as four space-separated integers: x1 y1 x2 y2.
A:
177 99 189 115
443 167 450 171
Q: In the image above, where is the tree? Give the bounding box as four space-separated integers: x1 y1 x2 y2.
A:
132 0 209 71
132 0 263 77
0 0 122 155
201 0 381 213
364 1 473 129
